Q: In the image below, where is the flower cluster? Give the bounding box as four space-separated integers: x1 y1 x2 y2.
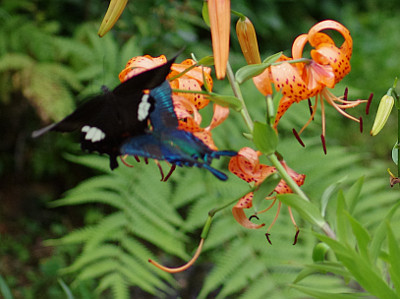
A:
251 20 372 153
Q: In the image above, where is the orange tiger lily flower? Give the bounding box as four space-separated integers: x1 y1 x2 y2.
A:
229 148 305 236
208 0 230 79
254 20 372 153
168 59 213 110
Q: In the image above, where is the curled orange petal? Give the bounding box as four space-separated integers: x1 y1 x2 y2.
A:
206 104 230 131
232 193 265 229
119 55 167 82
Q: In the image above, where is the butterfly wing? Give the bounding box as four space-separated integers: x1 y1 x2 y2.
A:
32 55 179 169
148 81 179 130
121 129 236 180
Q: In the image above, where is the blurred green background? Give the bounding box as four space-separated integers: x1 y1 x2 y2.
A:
1 0 399 298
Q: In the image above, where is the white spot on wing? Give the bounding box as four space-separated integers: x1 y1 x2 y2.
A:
138 94 151 121
81 126 105 142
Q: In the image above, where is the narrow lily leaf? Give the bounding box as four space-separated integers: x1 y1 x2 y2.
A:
207 94 242 111
391 140 398 165
320 177 346 217
262 51 283 64
252 173 280 211
0 274 13 299
294 261 351 283
277 194 326 228
290 284 366 299
386 222 400 296
235 51 282 84
336 191 350 244
344 211 371 262
253 121 278 155
370 200 400 262
346 176 364 214
235 63 271 84
197 56 214 67
202 1 210 27
312 242 330 262
58 279 75 299
317 234 397 299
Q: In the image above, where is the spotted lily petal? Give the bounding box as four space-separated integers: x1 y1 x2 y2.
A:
232 193 265 229
119 55 167 82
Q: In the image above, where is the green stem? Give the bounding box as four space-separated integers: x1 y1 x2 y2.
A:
396 104 400 177
267 154 310 202
226 62 254 132
201 185 258 239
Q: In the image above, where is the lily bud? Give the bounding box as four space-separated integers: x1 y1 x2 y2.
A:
208 0 230 79
370 94 394 136
236 17 261 65
98 0 128 37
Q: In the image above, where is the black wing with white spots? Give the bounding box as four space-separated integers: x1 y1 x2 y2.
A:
32 56 177 169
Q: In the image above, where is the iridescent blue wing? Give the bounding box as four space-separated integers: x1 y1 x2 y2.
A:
148 81 179 129
121 129 236 180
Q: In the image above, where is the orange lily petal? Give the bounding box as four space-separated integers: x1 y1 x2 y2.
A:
119 55 167 82
229 147 276 183
208 0 230 79
205 104 230 131
232 193 265 229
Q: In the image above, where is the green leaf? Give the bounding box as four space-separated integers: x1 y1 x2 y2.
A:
277 194 326 228
345 176 364 214
207 94 242 111
253 121 278 155
320 177 346 217
370 200 400 262
290 284 366 299
294 262 351 284
0 274 14 299
392 141 398 165
386 222 400 296
317 234 397 299
262 51 283 64
336 191 350 244
202 1 210 27
345 211 371 261
58 279 75 299
235 52 281 84
197 55 214 67
235 63 270 84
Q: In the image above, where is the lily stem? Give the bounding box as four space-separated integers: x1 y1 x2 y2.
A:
267 154 309 202
226 62 254 132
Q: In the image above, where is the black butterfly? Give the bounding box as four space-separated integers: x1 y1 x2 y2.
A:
33 55 236 180
32 57 176 170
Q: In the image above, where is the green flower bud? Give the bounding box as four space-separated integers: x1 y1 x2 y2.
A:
370 94 394 136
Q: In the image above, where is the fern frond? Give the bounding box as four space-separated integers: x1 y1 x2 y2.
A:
97 273 129 299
